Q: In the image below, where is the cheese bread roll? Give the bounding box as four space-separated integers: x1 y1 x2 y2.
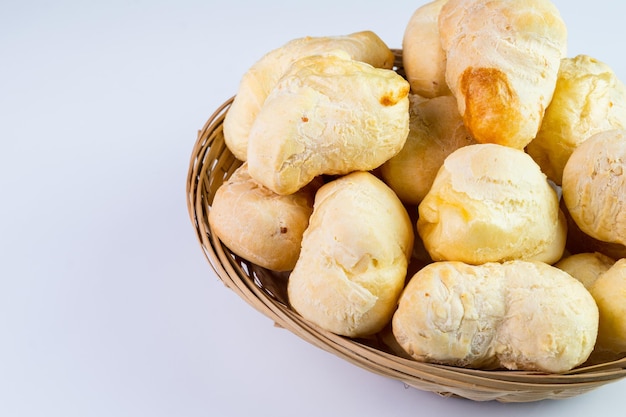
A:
392 260 598 373
589 259 626 356
562 129 626 247
438 0 567 149
223 31 394 161
247 55 410 195
402 0 451 98
417 143 566 264
208 163 319 271
527 55 626 185
288 172 414 337
380 94 475 205
555 252 615 290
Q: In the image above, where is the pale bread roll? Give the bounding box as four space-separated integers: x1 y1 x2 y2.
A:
417 143 566 264
402 0 451 98
288 171 414 338
380 94 476 205
392 260 598 373
539 208 569 264
247 55 410 195
223 31 395 161
208 163 319 272
438 0 567 149
555 252 615 290
562 198 626 260
527 55 626 185
589 259 626 356
562 129 626 246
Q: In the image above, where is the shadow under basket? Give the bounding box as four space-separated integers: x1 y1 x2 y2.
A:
186 51 626 403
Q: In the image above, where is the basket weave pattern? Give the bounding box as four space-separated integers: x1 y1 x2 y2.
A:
186 50 626 402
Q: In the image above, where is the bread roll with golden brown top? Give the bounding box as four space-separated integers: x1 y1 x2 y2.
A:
402 0 451 98
562 129 626 247
527 55 626 185
438 0 567 149
417 143 566 264
392 260 598 373
223 31 395 161
288 171 414 338
208 163 319 272
380 94 476 205
247 54 410 195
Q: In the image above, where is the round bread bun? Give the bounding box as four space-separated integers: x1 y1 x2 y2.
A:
208 163 319 272
555 252 616 290
380 94 476 205
561 199 626 260
526 55 626 185
417 143 566 264
562 129 626 247
590 259 626 356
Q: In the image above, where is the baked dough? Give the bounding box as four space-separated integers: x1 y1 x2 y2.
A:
562 199 626 260
417 143 566 264
555 252 615 290
288 171 414 337
562 129 626 246
392 260 598 373
380 94 475 205
402 0 451 98
223 31 395 161
526 55 626 185
247 55 410 195
438 0 567 149
208 163 319 271
589 259 626 356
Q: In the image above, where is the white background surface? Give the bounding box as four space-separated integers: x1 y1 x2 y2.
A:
2 1 626 416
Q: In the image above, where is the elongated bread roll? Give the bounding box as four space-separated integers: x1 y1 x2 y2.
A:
527 55 626 185
392 260 598 373
223 31 395 161
402 0 451 98
438 0 567 149
247 55 410 195
288 171 414 338
208 163 319 271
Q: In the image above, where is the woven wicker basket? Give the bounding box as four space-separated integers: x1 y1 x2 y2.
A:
187 50 626 402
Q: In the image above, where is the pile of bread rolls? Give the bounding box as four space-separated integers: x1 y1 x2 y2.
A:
208 0 626 374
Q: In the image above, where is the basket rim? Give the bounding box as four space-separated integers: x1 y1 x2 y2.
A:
186 53 626 402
